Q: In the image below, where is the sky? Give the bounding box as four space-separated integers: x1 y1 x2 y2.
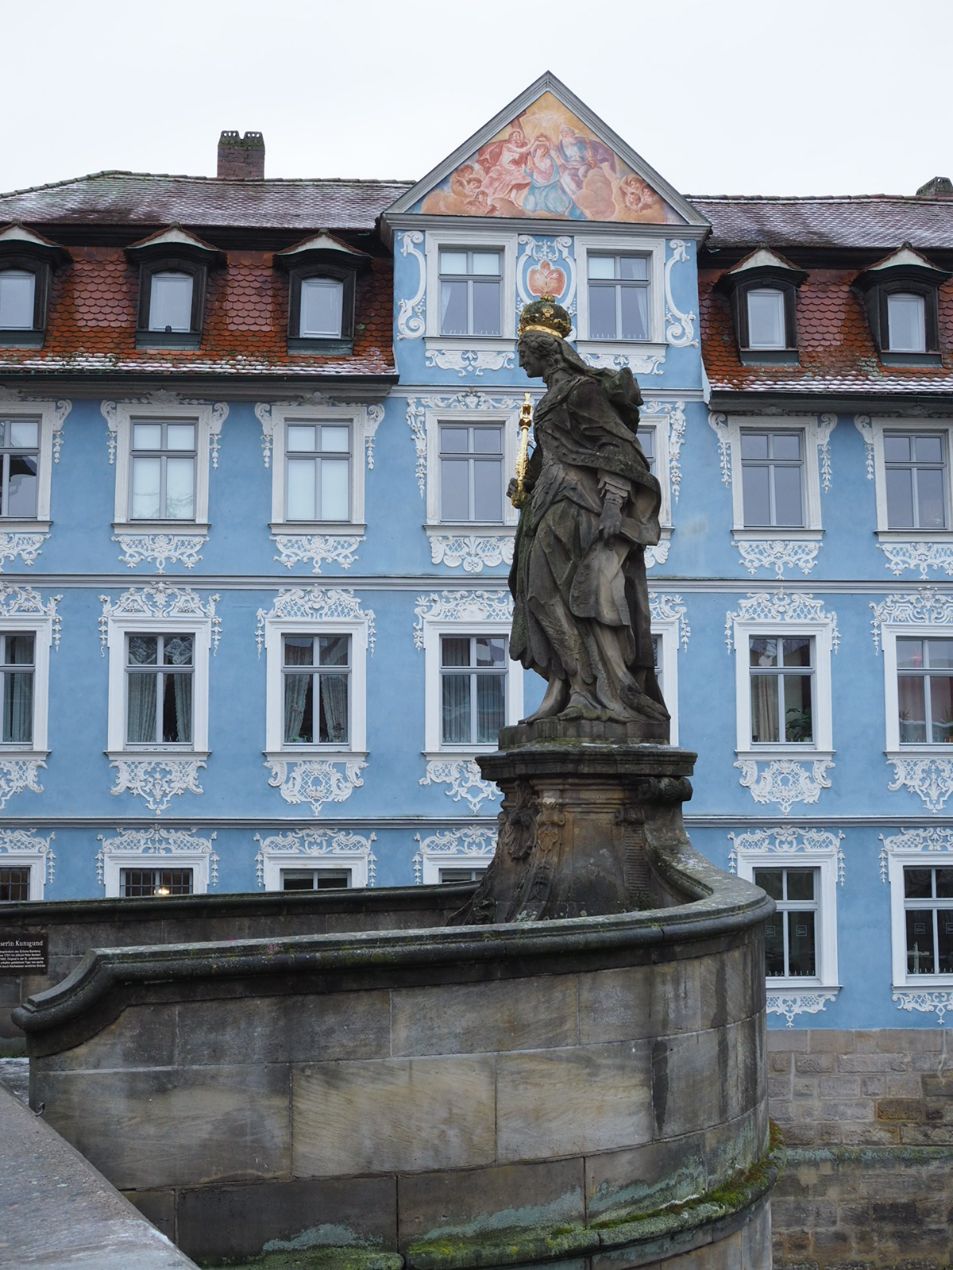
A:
4 0 952 199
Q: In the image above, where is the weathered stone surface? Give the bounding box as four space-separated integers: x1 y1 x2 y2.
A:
496 1041 653 1162
293 1056 496 1177
651 1014 762 1140
391 974 578 1057
35 1064 291 1189
578 957 703 1044
41 1004 177 1071
124 1188 176 1243
176 1175 398 1262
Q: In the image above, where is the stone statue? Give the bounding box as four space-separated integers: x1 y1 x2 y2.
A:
509 297 669 735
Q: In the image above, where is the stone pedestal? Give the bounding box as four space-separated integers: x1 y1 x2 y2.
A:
456 721 697 924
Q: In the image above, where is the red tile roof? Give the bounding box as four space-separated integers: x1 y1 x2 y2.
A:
700 267 953 396
0 247 395 380
0 172 412 232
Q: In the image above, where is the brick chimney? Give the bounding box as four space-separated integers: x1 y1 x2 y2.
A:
217 131 265 180
916 175 953 198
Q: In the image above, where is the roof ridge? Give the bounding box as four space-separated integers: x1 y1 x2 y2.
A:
0 171 415 199
689 193 946 204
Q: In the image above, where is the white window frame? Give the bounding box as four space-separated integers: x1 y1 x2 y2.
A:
423 229 517 360
0 836 52 902
421 618 522 758
723 415 824 537
733 619 834 758
102 853 210 899
262 616 368 758
651 618 680 746
0 616 53 758
105 615 212 761
0 398 64 532
735 850 840 990
575 234 665 364
106 399 222 532
867 417 953 542
886 848 953 989
264 402 372 535
425 405 519 531
261 851 369 891
880 624 953 755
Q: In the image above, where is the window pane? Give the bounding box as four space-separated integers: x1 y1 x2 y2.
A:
915 435 944 463
930 675 953 742
885 466 915 528
439 250 468 274
6 454 37 517
131 456 162 519
319 426 350 453
750 675 779 743
441 673 471 744
470 251 501 276
320 458 350 520
127 672 157 743
476 636 506 667
2 670 32 742
588 286 617 340
283 636 314 666
740 432 769 460
0 270 35 329
771 432 802 461
473 458 502 521
315 869 351 889
476 673 504 742
904 867 933 898
782 637 812 667
939 909 953 973
0 867 30 901
162 672 191 743
441 637 470 667
471 281 501 336
906 910 935 973
619 286 648 340
149 272 193 332
439 867 487 883
440 280 468 336
619 255 649 281
281 870 317 891
440 426 468 454
898 674 927 743
897 639 924 669
299 278 343 337
166 424 196 451
640 428 655 468
788 911 816 976
588 256 615 279
784 674 813 742
284 673 313 742
786 868 816 901
164 457 195 519
916 467 946 529
746 289 786 349
473 427 502 455
163 635 193 666
318 674 348 743
754 868 783 899
318 635 349 666
440 458 470 520
936 868 953 898
883 433 912 463
750 638 778 668
8 421 38 448
4 634 33 665
764 911 785 976
773 464 804 526
287 458 317 519
133 423 163 450
128 635 157 665
287 425 316 452
741 464 771 526
887 293 926 352
927 639 953 669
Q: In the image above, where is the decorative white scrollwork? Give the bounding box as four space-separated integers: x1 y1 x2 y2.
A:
100 584 221 654
265 756 366 815
396 231 426 339
892 989 953 1026
0 533 46 571
649 593 691 647
734 757 834 816
725 591 840 652
425 347 515 377
413 589 513 650
767 990 839 1028
644 538 670 569
0 760 45 809
272 535 363 573
102 396 227 465
96 826 219 885
413 825 496 883
853 414 875 479
420 758 497 812
0 584 61 646
869 588 953 651
886 757 953 814
0 830 55 883
516 235 576 320
429 533 514 573
405 392 521 497
735 539 820 579
817 414 836 492
879 542 953 580
879 826 953 882
707 412 732 485
664 239 697 348
255 398 382 469
641 399 687 503
254 828 377 888
113 533 207 573
256 587 376 655
108 757 206 814
729 827 845 882
364 404 384 469
583 350 664 376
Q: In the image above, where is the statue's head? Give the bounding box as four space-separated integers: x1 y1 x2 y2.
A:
518 297 576 378
518 296 571 341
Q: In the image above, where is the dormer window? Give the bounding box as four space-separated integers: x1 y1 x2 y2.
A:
854 244 949 366
275 231 370 354
716 247 806 365
126 226 224 350
0 224 69 347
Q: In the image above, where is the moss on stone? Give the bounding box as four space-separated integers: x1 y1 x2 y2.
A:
199 1250 403 1270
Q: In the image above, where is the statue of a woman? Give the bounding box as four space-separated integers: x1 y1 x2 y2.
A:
510 298 669 734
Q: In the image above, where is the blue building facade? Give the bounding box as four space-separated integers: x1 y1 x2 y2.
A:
2 75 953 1033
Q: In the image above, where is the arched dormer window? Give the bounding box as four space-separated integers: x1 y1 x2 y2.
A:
125 226 224 349
853 244 950 366
0 224 70 347
275 231 370 353
716 247 806 365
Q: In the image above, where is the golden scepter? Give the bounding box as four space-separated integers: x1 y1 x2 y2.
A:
510 392 533 509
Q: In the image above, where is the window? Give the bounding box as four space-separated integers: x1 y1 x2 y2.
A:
853 246 949 365
280 867 350 890
740 429 804 528
757 866 819 978
129 421 196 521
0 419 39 519
883 431 946 529
575 235 664 356
282 633 350 746
125 633 194 746
414 827 495 886
748 635 814 745
288 270 354 347
255 828 375 891
1 632 34 744
895 637 953 745
438 866 487 883
0 831 54 901
439 423 504 522
439 249 502 337
0 227 68 347
901 865 953 976
148 271 194 333
746 288 786 350
715 249 804 362
135 260 207 348
440 634 507 746
0 269 35 330
0 866 31 900
886 293 926 353
121 867 193 898
648 607 683 745
586 253 650 341
285 423 350 521
299 277 344 338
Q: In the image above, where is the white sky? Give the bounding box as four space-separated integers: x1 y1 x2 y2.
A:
5 0 952 199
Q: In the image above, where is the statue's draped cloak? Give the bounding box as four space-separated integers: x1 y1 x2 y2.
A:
509 372 668 721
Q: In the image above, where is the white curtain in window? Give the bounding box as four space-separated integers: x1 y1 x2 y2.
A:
320 674 348 743
127 674 157 743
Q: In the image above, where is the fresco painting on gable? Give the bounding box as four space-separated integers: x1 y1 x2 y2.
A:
419 92 680 224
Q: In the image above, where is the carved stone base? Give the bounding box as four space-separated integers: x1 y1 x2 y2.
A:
455 737 696 924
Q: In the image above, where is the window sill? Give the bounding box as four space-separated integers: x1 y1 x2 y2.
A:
287 337 354 356
113 521 209 534
575 338 665 361
894 977 953 989
0 519 50 534
264 749 366 761
424 748 497 761
737 747 833 761
425 522 515 535
271 522 365 536
875 529 953 542
135 332 201 350
767 979 839 991
424 335 513 352
731 527 823 541
0 748 48 759
107 749 209 761
880 351 942 367
887 746 953 758
739 350 800 366
0 331 44 348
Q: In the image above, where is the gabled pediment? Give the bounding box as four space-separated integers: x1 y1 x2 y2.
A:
726 247 803 277
385 72 707 228
0 222 70 264
125 224 225 266
274 231 370 269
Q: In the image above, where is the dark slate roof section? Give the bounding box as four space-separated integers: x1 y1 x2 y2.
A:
691 196 953 252
0 172 414 232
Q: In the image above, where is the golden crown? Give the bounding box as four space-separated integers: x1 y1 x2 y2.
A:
518 296 572 340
